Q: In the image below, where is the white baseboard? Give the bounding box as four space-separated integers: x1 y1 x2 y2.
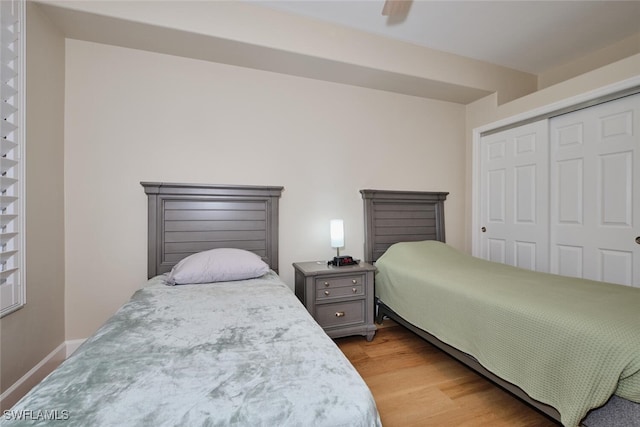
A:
65 338 86 358
0 338 87 410
0 342 65 410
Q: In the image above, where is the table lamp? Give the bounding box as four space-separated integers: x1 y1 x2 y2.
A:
329 219 357 266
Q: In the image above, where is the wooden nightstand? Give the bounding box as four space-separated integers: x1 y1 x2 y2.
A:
293 261 376 341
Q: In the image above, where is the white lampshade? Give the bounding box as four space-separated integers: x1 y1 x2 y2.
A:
330 219 344 248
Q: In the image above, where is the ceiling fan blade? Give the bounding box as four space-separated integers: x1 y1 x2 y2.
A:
382 0 412 17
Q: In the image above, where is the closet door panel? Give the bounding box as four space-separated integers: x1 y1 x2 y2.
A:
480 120 548 271
600 152 632 226
556 245 583 278
550 94 639 287
556 158 584 224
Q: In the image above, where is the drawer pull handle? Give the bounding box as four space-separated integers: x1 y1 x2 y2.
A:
324 282 330 287
335 311 345 318
352 279 358 284
352 287 357 293
324 290 330 296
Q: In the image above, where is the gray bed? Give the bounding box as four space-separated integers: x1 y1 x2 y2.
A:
6 183 381 426
361 189 640 427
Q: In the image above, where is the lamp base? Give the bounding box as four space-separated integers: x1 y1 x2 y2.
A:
328 256 359 267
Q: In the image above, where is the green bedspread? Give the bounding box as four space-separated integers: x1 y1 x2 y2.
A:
375 241 640 427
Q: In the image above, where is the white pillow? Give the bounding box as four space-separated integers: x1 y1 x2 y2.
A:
165 248 270 285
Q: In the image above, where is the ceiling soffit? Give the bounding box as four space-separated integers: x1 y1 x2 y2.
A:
37 1 538 104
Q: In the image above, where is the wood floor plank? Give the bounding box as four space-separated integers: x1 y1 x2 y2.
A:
335 325 560 427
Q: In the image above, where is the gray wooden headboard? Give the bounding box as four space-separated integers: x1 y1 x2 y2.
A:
360 189 448 263
141 182 283 278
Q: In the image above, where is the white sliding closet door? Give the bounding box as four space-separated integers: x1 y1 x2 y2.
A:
549 94 640 287
480 120 549 272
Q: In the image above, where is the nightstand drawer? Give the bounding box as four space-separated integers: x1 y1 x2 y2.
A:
315 300 364 328
315 275 364 290
316 284 363 300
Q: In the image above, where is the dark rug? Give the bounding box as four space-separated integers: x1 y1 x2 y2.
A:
581 395 640 427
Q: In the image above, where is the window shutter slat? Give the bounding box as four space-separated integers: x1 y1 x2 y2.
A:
0 248 16 262
0 231 17 245
0 82 17 104
0 176 17 192
0 214 17 226
0 156 17 171
0 195 16 209
0 139 17 156
1 25 15 41
1 62 17 80
1 120 16 139
0 267 18 280
0 101 17 119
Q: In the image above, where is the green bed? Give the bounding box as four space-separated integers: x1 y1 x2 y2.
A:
375 240 640 427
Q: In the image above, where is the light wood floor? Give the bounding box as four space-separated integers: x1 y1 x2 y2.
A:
335 324 560 427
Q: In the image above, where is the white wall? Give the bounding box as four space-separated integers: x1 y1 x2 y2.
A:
65 40 466 339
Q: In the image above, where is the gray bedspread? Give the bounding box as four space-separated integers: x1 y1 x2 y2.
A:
8 272 381 427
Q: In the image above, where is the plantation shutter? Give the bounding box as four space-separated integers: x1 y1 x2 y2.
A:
0 0 25 317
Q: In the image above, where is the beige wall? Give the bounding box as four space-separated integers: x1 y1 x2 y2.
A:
64 39 467 339
464 54 640 252
0 2 65 400
39 0 537 105
538 32 640 90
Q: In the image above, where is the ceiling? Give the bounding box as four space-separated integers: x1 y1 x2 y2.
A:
250 0 640 74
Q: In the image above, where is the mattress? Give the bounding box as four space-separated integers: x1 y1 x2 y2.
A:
375 240 640 427
8 272 381 427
